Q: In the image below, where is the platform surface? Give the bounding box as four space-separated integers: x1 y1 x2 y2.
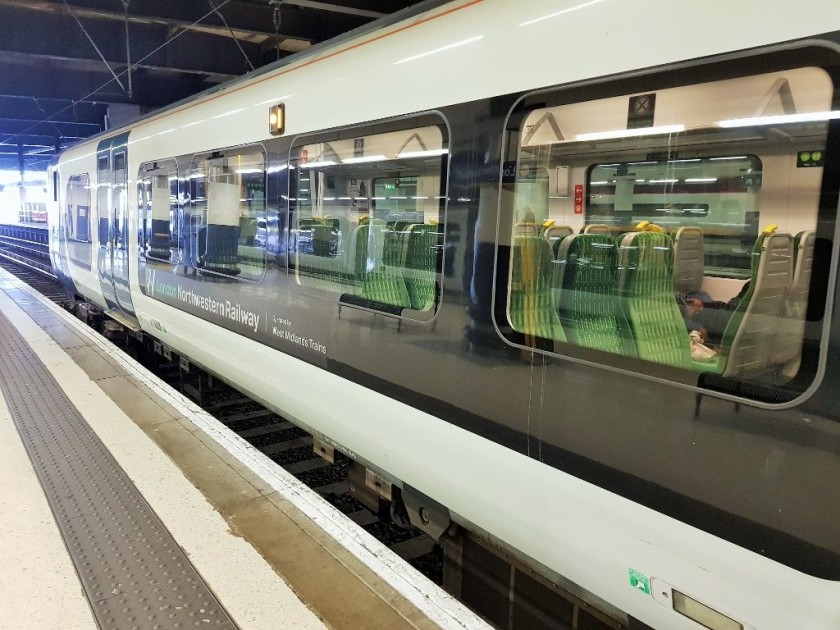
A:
0 267 484 630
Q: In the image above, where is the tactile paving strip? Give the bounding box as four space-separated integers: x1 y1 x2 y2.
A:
0 310 238 630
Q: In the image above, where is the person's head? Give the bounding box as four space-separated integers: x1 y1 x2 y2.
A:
522 207 535 224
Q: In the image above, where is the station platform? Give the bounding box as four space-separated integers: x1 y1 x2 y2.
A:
0 267 485 630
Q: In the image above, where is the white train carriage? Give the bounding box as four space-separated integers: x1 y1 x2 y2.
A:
48 1 840 628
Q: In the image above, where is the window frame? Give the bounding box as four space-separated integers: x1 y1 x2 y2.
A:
63 172 93 271
137 159 180 266
186 144 269 284
287 111 451 324
65 173 91 244
492 44 840 408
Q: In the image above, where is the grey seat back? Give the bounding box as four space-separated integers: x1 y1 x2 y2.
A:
544 225 573 240
720 231 793 377
582 223 611 235
672 226 704 294
768 230 815 372
545 225 574 259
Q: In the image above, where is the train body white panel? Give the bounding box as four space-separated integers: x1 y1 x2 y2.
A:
133 292 840 630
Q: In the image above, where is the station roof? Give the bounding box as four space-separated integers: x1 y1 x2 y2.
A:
0 0 427 172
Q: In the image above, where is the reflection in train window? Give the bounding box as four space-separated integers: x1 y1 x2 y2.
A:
113 150 127 253
65 174 91 243
97 154 109 247
186 148 267 282
289 114 448 318
138 160 180 265
65 173 92 269
586 155 763 277
501 66 834 400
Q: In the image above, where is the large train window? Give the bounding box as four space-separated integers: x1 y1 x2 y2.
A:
499 64 836 403
289 113 448 320
64 173 91 270
137 160 179 265
186 147 267 282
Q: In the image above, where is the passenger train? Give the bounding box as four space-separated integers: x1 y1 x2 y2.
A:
47 0 840 627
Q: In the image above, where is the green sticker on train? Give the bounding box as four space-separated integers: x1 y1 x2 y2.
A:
797 150 825 168
629 569 651 595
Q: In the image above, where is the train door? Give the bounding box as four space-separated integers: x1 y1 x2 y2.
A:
96 134 139 328
48 165 76 297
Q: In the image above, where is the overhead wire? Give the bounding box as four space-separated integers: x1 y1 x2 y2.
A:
270 0 285 61
208 0 256 72
0 0 236 154
61 0 128 94
123 0 133 99
30 98 67 148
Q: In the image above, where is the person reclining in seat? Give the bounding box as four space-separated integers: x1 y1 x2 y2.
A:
680 281 750 346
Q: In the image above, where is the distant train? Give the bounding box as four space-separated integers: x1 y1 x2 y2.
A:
48 1 840 628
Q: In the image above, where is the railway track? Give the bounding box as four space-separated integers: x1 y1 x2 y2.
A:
195 385 442 581
0 223 55 278
0 247 444 585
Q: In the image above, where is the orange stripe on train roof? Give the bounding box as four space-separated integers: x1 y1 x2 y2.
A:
106 0 485 139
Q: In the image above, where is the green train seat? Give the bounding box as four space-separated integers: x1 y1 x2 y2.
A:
402 224 439 312
508 236 565 342
555 234 629 355
359 221 411 308
617 231 690 368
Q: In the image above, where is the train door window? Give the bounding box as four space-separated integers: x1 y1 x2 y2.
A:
113 150 127 252
187 147 266 282
138 160 179 265
498 63 836 403
97 154 109 247
289 113 448 320
65 173 92 270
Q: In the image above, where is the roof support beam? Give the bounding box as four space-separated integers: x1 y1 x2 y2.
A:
282 0 386 19
0 0 315 52
0 49 239 83
61 0 128 94
208 0 256 72
0 58 214 106
0 97 105 125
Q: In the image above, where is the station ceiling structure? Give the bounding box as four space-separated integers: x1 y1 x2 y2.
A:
0 0 425 173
